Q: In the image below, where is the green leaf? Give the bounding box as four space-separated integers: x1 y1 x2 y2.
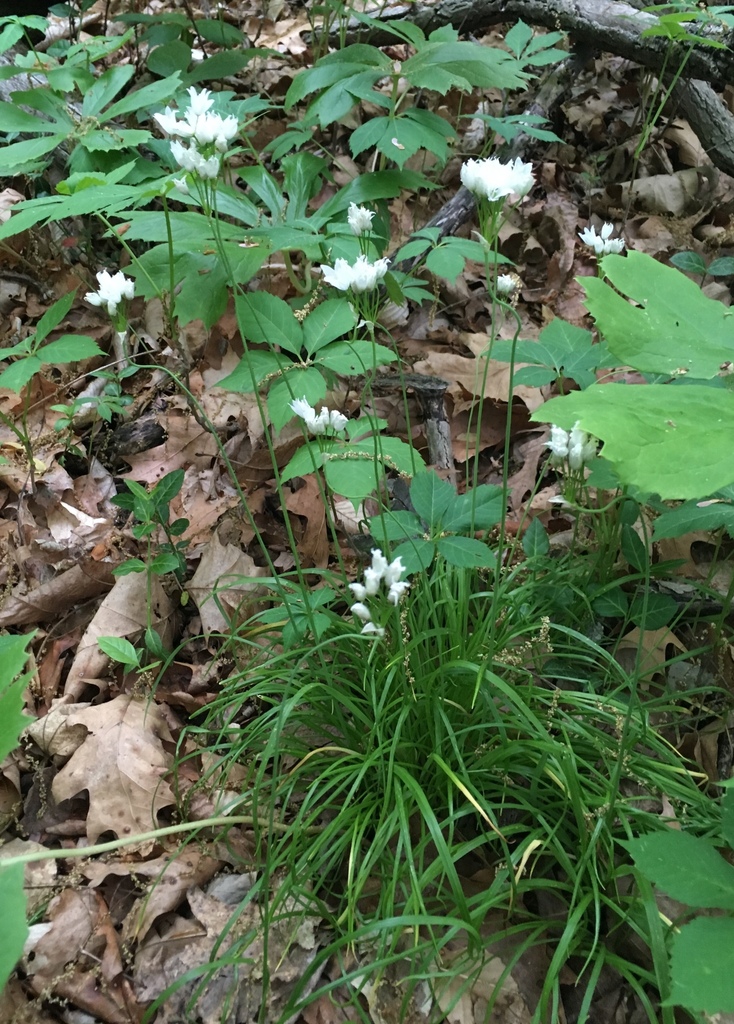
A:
392 537 436 573
38 335 103 365
0 355 42 392
268 367 327 433
670 251 707 275
33 289 76 344
281 441 328 482
0 101 50 132
654 500 734 539
152 468 185 507
302 299 357 355
105 72 183 119
621 523 648 572
668 917 734 1012
441 485 505 532
522 517 550 557
218 349 290 393
236 292 303 356
629 591 677 629
0 634 34 763
316 340 397 374
112 558 147 576
0 864 28 993
82 64 135 118
587 251 734 377
708 257 734 278
591 586 629 617
147 40 192 78
367 510 424 545
149 552 181 575
623 830 734 908
97 636 141 668
437 535 495 567
324 455 381 503
533 385 734 500
183 49 256 85
426 245 466 281
409 470 455 525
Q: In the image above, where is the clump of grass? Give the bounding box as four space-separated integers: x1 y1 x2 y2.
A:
178 551 716 1022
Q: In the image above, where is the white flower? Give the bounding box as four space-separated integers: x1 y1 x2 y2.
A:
363 567 383 596
289 397 347 435
387 580 410 605
370 549 389 579
349 582 368 601
383 555 405 587
191 48 205 62
85 270 135 317
460 156 534 202
321 254 390 293
546 422 596 468
360 622 385 637
568 422 597 469
350 602 372 622
186 86 214 117
347 203 375 235
496 274 518 297
546 424 569 463
153 106 186 136
170 139 222 179
578 222 625 257
172 176 190 195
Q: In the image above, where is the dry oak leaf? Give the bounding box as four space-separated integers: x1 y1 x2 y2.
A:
52 694 175 843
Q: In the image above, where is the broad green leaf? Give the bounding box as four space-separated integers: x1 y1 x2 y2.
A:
0 134 65 174
105 72 183 119
97 636 140 668
0 864 28 994
653 501 734 540
152 468 185 507
629 592 677 629
441 485 505 532
668 917 734 1012
621 523 648 572
236 292 303 355
522 517 550 557
82 64 135 117
426 245 465 281
352 436 423 476
324 456 382 503
183 50 257 85
591 586 629 617
147 40 192 78
409 470 455 524
239 165 286 221
315 170 433 226
587 251 734 376
367 510 423 545
0 356 41 391
281 442 329 482
282 151 327 221
218 349 292 393
437 535 495 567
709 257 734 277
37 336 103 365
268 367 327 432
623 830 734 908
302 299 357 355
0 101 50 132
316 340 397 375
0 633 34 762
533 385 734 500
393 537 436 573
670 251 707 275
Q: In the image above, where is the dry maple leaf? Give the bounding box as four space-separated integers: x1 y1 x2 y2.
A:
52 694 175 843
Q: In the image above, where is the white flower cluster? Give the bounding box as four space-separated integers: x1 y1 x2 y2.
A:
546 422 597 470
321 254 390 293
496 273 519 298
578 222 625 256
347 203 375 236
153 87 238 181
460 156 534 202
85 269 135 317
289 396 347 434
349 549 410 637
